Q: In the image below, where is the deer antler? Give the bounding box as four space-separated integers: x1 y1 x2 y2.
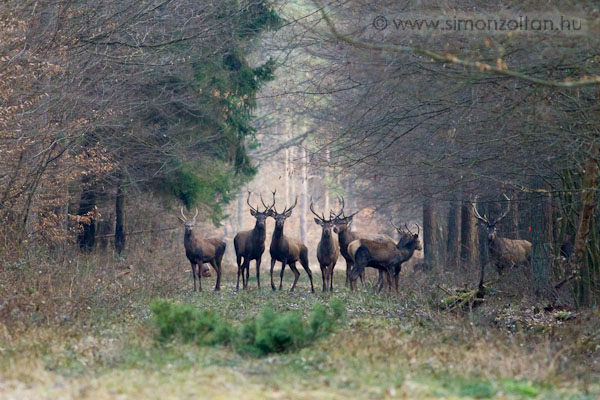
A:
282 195 298 215
493 193 511 225
310 198 327 222
180 207 187 221
413 223 420 236
270 190 278 214
192 208 198 222
259 192 275 212
470 196 490 225
247 191 259 213
390 218 402 232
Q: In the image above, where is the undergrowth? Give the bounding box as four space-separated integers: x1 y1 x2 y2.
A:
150 298 346 356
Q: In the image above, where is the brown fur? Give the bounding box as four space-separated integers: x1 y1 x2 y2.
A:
489 236 532 274
314 218 340 292
180 209 225 291
268 196 314 292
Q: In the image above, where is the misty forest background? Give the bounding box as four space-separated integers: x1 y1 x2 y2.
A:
2 0 598 305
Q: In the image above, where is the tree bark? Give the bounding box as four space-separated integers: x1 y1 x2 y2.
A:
77 177 96 251
300 146 308 244
460 199 479 270
423 199 440 270
115 183 126 254
573 142 599 304
531 182 554 298
446 200 461 271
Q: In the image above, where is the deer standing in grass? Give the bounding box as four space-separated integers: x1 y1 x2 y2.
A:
233 191 274 290
268 193 314 292
330 198 365 287
348 222 422 293
310 200 340 292
471 195 532 275
179 208 226 291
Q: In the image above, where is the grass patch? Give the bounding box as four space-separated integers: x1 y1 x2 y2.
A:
150 298 346 356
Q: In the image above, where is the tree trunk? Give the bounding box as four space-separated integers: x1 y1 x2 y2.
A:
530 181 554 298
115 184 126 254
300 146 308 244
423 199 439 270
77 177 96 251
460 199 479 270
573 142 599 304
446 200 461 271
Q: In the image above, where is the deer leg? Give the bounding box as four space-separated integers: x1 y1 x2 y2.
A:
211 260 220 291
377 270 384 292
386 270 394 294
320 264 327 292
345 260 352 287
329 262 336 292
289 262 300 292
255 258 261 289
236 256 242 291
241 258 250 290
359 270 366 288
279 259 287 290
197 263 203 292
301 261 314 293
190 261 197 292
245 261 250 288
270 258 277 291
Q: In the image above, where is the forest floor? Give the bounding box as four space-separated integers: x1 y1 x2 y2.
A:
1 252 599 400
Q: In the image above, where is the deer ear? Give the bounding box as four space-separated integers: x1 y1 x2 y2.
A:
284 210 293 218
178 216 186 223
314 218 322 225
250 209 257 216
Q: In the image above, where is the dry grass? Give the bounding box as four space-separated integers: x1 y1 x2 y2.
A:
0 243 599 399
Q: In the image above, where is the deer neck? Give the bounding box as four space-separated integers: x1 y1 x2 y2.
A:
272 225 285 240
184 230 198 249
337 228 352 245
252 222 266 243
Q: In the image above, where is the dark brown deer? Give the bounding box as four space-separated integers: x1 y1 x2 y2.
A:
471 195 532 275
330 198 365 287
179 208 226 291
348 222 422 293
233 191 274 290
310 200 340 292
268 193 314 292
376 222 422 291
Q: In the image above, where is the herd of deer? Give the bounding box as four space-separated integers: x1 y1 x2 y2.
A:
178 191 532 293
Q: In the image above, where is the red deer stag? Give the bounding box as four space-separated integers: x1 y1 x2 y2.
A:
330 198 365 287
268 193 314 292
374 222 422 292
310 200 340 292
348 222 422 293
471 195 532 275
233 191 274 290
179 208 226 291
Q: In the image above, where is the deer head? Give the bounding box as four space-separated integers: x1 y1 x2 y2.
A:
330 196 359 233
268 190 298 230
310 198 335 238
179 207 199 234
471 194 511 241
391 220 422 250
247 190 274 230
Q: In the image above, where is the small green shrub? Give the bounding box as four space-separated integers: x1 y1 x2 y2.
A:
149 300 234 346
150 299 346 356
